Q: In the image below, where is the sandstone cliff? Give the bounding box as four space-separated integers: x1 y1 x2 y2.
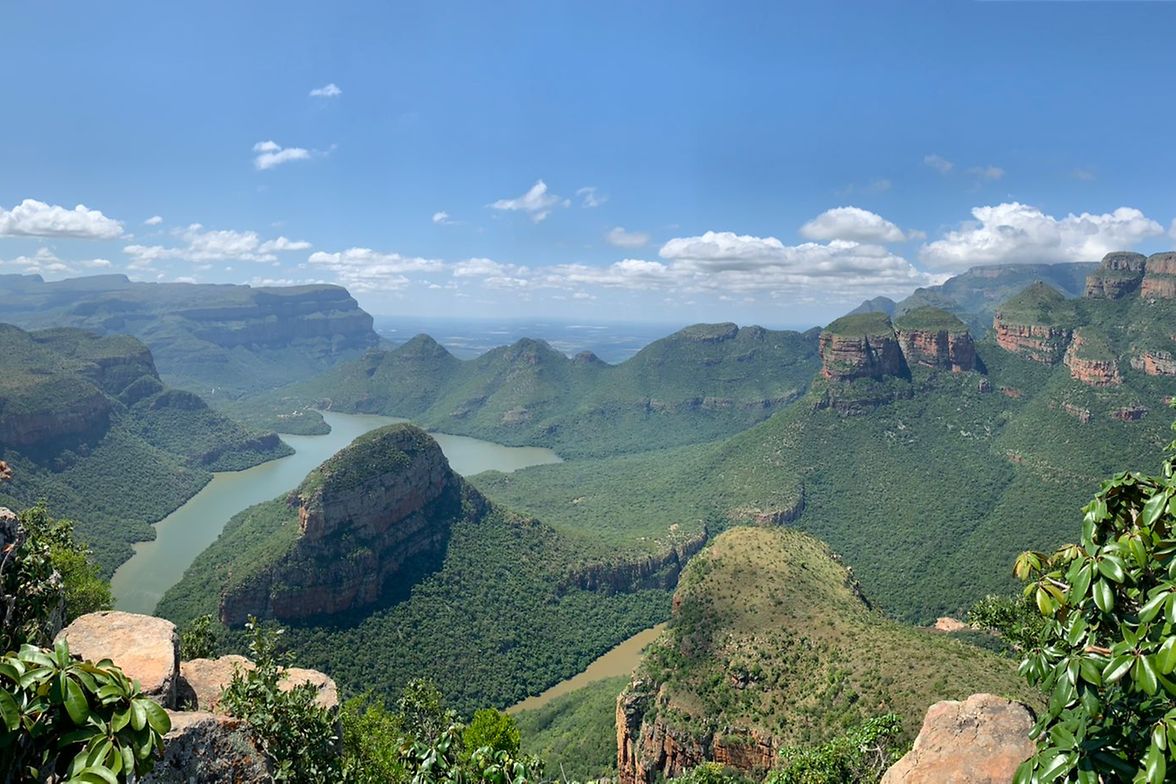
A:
1084 251 1148 299
1141 252 1176 300
1063 329 1122 387
992 282 1075 364
818 312 908 381
220 424 486 625
893 307 979 372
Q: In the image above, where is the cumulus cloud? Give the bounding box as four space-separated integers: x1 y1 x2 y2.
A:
968 165 1005 181
0 199 123 239
123 224 312 266
253 140 312 170
799 207 910 244
432 211 452 225
924 154 954 175
576 187 606 208
919 202 1164 269
0 247 113 277
145 215 164 226
309 83 342 98
605 226 650 248
308 247 444 292
489 180 567 222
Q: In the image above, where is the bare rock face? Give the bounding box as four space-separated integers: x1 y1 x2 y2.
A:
1141 252 1176 300
220 425 483 625
880 694 1035 784
819 327 907 381
932 616 968 633
896 328 977 372
993 320 1072 365
1085 251 1147 299
55 611 179 708
1063 330 1121 387
1131 349 1176 376
143 711 272 784
1111 405 1148 422
178 655 339 715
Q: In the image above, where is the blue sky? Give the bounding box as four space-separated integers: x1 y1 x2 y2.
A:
2 1 1175 328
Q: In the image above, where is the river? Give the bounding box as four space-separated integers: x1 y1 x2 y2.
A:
111 411 561 615
508 623 667 713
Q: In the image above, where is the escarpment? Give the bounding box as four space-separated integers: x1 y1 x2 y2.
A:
1063 329 1122 387
1084 251 1148 299
992 282 1075 364
219 424 485 625
893 307 978 372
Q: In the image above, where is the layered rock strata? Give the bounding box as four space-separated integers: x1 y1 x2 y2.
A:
219 425 484 625
1063 330 1121 387
1085 251 1147 299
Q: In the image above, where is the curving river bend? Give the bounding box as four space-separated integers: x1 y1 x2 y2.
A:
111 411 561 615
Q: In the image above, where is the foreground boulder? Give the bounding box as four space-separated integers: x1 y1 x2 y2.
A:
881 693 1035 783
143 711 271 784
55 611 179 708
179 654 339 713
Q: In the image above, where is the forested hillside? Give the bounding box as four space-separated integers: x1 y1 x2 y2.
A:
255 323 821 458
0 323 291 573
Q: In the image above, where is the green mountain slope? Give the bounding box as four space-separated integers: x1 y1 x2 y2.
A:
0 323 290 573
0 273 378 400
617 526 1036 779
259 323 821 458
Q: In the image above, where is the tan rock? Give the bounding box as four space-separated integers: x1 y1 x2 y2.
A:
143 710 272 783
881 693 1035 784
56 611 179 708
932 616 968 633
178 655 339 714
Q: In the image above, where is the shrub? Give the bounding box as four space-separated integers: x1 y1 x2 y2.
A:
179 613 218 660
219 617 341 783
768 714 905 784
399 720 544 784
0 639 169 782
1013 409 1176 782
462 708 521 758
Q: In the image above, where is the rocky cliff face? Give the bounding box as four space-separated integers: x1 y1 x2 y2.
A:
993 320 1073 365
1132 349 1176 376
220 425 484 625
560 529 709 594
1063 330 1122 387
818 325 907 381
892 308 979 372
1085 251 1148 299
1141 252 1176 300
179 287 375 351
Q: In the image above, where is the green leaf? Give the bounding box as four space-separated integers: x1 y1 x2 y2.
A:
142 698 171 735
1104 655 1133 684
64 677 89 726
1094 580 1115 613
130 699 146 732
1071 565 1093 603
1158 637 1176 674
1140 591 1169 624
1098 556 1127 584
0 690 19 731
1138 654 1159 696
1146 740 1167 784
1143 491 1170 529
70 766 119 784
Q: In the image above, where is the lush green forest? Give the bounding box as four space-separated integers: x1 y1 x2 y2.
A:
513 676 628 779
0 323 291 573
245 323 822 458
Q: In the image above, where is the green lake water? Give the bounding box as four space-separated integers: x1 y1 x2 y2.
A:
111 411 561 614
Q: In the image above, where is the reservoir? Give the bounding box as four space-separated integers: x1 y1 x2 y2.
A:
111 411 561 614
508 623 667 713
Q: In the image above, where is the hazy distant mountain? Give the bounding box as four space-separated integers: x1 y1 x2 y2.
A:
0 274 379 400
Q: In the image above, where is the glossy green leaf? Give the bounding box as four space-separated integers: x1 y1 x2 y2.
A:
0 689 19 731
1094 580 1115 613
63 677 88 726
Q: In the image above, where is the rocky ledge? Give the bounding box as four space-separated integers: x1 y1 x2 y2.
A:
893 307 979 372
1131 349 1176 376
1063 329 1121 387
1141 252 1176 300
880 693 1035 783
992 283 1075 365
54 611 338 784
1085 250 1176 302
220 424 486 625
818 312 908 382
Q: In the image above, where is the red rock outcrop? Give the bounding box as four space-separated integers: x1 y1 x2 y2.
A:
1085 251 1147 299
1131 349 1176 376
880 694 1035 784
896 328 977 372
1141 252 1176 300
993 320 1073 365
818 329 907 381
1063 330 1121 387
220 425 485 625
616 682 778 784
1111 405 1148 422
1061 403 1092 424
560 528 709 595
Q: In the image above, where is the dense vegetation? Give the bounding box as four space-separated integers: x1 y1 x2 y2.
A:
513 676 628 779
249 323 821 458
0 324 290 573
1012 409 1176 783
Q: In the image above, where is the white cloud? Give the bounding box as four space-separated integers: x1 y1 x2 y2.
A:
309 83 342 98
1169 218 1176 240
919 202 1164 269
489 180 567 222
145 215 164 226
432 211 452 225
253 140 312 170
308 248 444 292
123 224 311 266
924 154 954 175
0 247 113 277
576 187 606 208
605 226 650 248
799 207 910 244
967 165 1005 181
452 257 526 278
0 199 123 239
